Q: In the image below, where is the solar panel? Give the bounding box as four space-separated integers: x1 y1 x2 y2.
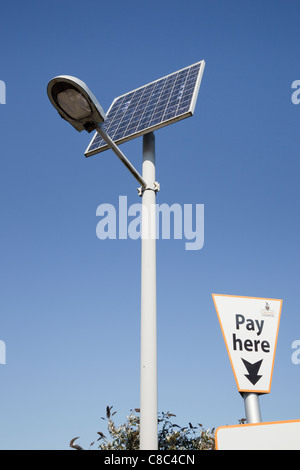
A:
84 60 205 157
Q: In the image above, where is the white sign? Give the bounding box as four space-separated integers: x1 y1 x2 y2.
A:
215 420 300 450
212 294 283 393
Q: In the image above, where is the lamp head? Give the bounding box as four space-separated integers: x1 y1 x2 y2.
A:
47 75 106 132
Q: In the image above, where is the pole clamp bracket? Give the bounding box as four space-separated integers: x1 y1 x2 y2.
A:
137 181 160 197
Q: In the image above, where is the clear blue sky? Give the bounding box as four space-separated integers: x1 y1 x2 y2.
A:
0 0 299 450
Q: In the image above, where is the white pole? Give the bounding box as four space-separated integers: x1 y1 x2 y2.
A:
140 132 158 450
243 393 262 424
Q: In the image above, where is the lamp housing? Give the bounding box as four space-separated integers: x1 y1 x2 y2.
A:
47 75 106 132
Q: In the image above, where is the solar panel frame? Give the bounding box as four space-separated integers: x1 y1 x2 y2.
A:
84 60 205 157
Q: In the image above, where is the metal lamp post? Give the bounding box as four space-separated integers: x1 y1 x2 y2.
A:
140 132 157 449
47 75 158 449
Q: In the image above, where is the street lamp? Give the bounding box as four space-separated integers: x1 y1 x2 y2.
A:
47 75 106 132
47 75 158 450
47 75 148 191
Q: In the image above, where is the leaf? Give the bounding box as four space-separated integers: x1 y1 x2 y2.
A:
106 405 113 418
69 437 83 450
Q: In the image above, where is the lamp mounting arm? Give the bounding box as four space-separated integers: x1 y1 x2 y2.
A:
95 125 147 190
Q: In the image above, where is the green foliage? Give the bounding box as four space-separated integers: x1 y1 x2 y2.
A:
157 411 215 450
70 406 215 450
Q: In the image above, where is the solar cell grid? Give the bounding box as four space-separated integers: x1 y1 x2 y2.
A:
85 60 205 156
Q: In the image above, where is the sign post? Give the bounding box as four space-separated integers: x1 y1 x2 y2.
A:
243 392 262 424
212 294 283 422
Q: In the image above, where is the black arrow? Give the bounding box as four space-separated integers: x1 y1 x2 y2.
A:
242 358 263 386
